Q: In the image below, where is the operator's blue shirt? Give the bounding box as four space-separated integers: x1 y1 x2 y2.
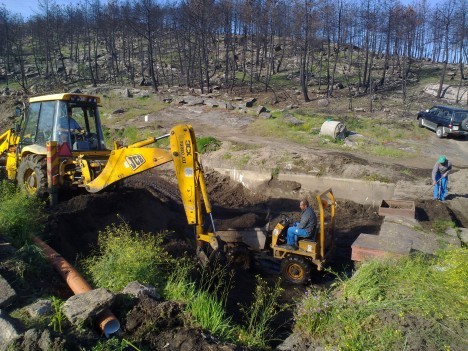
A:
297 206 317 234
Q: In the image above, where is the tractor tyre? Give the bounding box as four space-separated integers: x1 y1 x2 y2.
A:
280 255 312 285
16 154 48 197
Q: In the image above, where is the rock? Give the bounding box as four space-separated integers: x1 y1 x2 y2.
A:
122 88 131 97
122 281 161 300
245 98 256 107
204 99 220 107
224 102 235 110
24 299 53 318
136 91 150 98
259 112 272 119
185 97 204 106
284 114 304 126
354 107 366 112
448 227 468 245
163 97 173 103
20 328 66 351
256 105 267 115
0 275 16 307
317 99 329 107
334 82 344 89
112 108 125 114
62 288 115 327
0 310 21 349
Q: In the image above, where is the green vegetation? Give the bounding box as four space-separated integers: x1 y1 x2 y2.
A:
363 173 391 183
91 338 141 351
82 223 285 346
294 248 468 350
237 276 286 348
432 219 457 236
49 297 66 333
197 136 222 153
164 260 235 340
0 181 44 247
82 223 175 292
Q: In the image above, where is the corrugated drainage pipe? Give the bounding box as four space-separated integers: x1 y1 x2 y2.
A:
31 236 120 337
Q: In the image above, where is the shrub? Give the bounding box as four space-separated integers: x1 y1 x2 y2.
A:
82 223 175 292
197 136 221 153
0 181 44 247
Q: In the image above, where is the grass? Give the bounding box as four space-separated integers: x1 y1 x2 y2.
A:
197 136 222 153
0 180 45 247
294 248 468 350
82 222 176 292
164 259 235 341
237 276 286 348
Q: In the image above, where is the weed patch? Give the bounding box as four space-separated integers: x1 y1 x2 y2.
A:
0 181 45 247
294 249 468 350
82 223 176 292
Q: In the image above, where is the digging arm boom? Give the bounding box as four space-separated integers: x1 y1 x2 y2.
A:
84 124 219 253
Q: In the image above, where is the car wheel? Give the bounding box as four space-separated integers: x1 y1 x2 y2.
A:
436 126 444 138
418 118 424 128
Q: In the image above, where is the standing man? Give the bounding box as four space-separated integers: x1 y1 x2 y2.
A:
286 199 317 249
432 155 452 201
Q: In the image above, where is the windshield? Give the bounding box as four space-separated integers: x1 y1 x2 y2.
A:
54 100 106 151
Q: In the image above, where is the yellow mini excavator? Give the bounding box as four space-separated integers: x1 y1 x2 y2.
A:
0 93 224 263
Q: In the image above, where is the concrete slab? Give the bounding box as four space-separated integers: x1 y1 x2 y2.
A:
351 233 411 261
0 275 16 308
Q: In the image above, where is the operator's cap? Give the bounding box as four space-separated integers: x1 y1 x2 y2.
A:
438 155 447 163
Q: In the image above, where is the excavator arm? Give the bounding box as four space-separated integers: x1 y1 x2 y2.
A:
84 124 219 262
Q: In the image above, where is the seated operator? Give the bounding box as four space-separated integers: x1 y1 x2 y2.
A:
58 109 83 144
284 199 317 250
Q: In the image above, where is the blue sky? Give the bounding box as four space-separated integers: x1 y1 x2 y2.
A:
1 0 444 19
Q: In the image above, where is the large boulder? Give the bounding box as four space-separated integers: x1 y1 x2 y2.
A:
62 288 115 327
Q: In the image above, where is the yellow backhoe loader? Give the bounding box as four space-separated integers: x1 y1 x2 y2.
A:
0 93 227 263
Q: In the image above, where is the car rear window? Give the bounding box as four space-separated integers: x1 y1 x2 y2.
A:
453 112 468 122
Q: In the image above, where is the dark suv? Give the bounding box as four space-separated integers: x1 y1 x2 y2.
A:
417 105 468 138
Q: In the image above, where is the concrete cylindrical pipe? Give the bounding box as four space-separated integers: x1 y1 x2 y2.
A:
320 120 347 140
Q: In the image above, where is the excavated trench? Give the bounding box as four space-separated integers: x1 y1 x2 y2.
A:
41 168 456 348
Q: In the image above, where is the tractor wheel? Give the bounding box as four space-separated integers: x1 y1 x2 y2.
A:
16 154 48 197
280 255 312 285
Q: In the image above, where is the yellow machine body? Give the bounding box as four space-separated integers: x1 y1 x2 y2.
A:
0 94 219 256
271 189 336 284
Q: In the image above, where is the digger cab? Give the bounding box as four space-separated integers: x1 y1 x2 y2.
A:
19 94 107 154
